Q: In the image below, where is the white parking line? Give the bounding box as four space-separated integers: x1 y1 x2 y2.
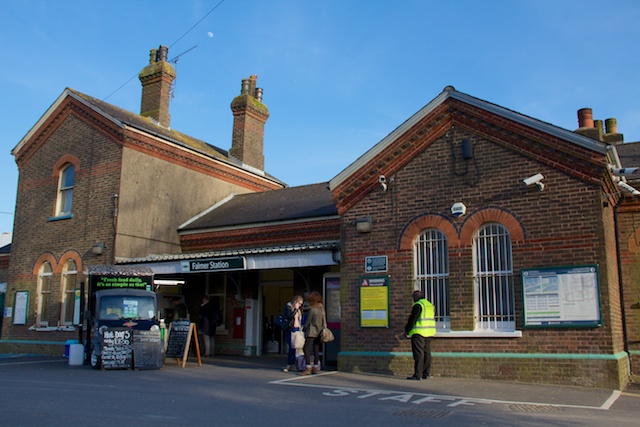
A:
270 374 620 411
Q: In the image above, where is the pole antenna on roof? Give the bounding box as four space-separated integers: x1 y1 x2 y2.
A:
168 45 198 100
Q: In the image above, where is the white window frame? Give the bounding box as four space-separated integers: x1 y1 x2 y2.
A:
56 164 74 216
473 223 515 332
37 261 53 327
414 228 450 331
60 259 77 326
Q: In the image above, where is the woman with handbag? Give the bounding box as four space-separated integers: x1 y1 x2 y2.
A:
283 295 303 372
299 291 324 375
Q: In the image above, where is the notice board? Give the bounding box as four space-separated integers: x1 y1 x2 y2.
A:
101 327 133 369
359 275 390 328
166 320 201 367
133 330 163 370
522 265 601 327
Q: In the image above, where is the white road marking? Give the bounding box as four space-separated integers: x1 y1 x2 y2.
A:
270 374 621 411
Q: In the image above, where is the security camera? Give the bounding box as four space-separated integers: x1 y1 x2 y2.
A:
523 173 544 186
618 181 640 196
379 175 387 192
611 167 639 177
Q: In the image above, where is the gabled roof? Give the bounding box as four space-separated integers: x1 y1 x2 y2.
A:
330 86 608 191
0 243 10 254
180 182 337 232
12 88 284 186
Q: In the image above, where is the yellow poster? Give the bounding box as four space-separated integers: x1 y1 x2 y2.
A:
359 276 389 328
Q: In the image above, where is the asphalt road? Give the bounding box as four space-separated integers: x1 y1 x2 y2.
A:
0 354 638 426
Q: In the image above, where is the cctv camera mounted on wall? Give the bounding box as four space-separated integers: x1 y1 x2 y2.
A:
523 173 545 191
379 175 387 192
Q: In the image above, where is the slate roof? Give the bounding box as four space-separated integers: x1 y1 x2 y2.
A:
0 243 10 254
13 88 284 185
180 182 338 231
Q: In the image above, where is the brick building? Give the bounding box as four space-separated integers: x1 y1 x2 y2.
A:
0 46 286 351
330 87 637 389
1 47 639 389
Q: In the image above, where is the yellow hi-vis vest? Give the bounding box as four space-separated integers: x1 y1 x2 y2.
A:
409 299 436 338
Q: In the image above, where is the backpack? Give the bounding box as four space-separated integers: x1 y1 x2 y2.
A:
275 302 294 330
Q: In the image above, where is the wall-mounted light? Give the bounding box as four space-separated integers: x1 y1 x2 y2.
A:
355 217 372 233
91 242 105 255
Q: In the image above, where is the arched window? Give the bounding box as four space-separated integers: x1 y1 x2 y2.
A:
473 223 515 331
37 261 53 326
60 259 78 325
414 228 450 330
56 164 74 216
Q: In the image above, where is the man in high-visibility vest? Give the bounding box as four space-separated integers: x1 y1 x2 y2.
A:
404 290 436 380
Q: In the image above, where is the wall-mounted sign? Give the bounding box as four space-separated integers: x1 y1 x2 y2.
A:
522 265 601 328
365 255 387 273
181 257 245 273
13 291 28 325
359 276 389 328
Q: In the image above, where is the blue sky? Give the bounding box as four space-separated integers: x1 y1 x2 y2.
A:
1 0 640 240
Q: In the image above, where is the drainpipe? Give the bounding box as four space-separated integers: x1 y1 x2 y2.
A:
613 202 632 375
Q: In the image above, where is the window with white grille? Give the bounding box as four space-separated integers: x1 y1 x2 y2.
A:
473 223 515 331
37 261 53 326
414 228 450 330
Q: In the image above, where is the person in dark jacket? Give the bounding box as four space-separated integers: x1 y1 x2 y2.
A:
283 295 303 372
404 290 436 380
199 295 219 357
299 291 324 376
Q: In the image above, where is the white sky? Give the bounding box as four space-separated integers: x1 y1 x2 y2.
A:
1 0 640 238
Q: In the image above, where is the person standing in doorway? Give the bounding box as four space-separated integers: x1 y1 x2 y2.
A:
299 291 323 376
404 290 436 380
199 295 219 357
283 295 303 372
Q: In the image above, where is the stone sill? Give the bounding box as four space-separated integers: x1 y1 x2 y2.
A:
436 330 522 338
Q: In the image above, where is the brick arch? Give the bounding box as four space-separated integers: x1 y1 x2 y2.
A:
51 154 80 177
57 250 83 274
399 214 459 250
459 207 525 245
32 252 58 275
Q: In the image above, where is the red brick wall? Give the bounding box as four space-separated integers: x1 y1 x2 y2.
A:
337 125 625 387
4 110 122 340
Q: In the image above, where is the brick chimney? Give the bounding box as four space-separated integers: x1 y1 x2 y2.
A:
603 118 624 144
229 75 269 170
574 108 602 140
139 46 175 127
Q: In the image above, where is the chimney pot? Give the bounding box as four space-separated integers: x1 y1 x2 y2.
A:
157 45 168 62
577 108 594 128
255 87 263 102
241 79 250 95
605 118 618 134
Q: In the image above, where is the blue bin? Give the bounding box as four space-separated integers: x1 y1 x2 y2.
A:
64 340 78 358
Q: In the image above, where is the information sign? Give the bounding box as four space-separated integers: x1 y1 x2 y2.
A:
359 276 390 328
522 265 601 327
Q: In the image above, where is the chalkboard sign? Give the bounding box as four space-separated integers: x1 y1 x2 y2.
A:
166 320 192 358
101 327 133 369
133 330 163 370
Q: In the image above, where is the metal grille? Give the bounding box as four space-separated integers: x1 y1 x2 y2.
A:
473 223 515 330
414 229 450 329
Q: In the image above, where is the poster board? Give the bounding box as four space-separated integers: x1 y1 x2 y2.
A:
133 330 164 369
13 291 28 325
359 276 390 328
522 265 601 328
166 321 201 367
101 327 133 369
